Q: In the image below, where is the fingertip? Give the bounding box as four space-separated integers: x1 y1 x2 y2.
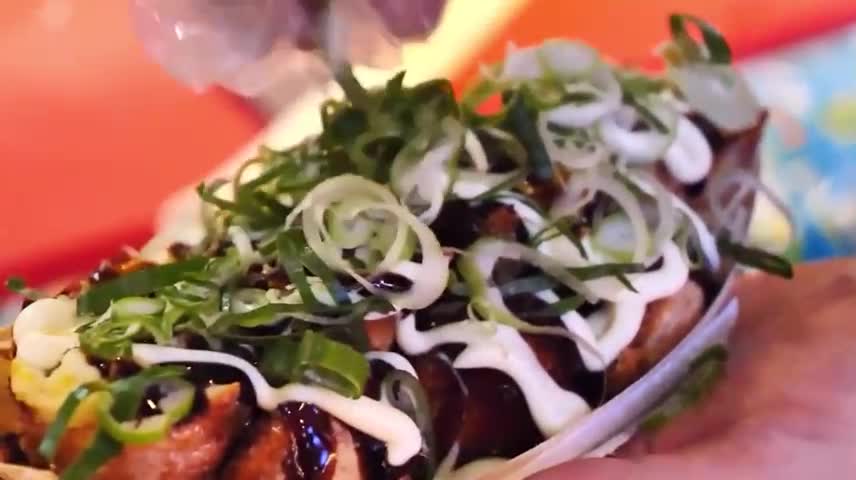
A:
370 0 447 39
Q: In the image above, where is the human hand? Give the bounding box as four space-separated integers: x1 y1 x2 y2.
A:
130 0 446 95
533 258 856 480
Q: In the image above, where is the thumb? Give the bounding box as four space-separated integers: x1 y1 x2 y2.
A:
528 455 697 480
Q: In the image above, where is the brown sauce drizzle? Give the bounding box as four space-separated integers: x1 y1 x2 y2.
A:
239 263 290 290
408 291 608 467
280 402 337 480
356 360 434 480
431 200 529 250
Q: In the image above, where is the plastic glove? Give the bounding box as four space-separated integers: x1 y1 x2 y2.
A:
130 0 446 96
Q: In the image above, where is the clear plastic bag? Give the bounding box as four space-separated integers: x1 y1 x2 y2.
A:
130 0 445 96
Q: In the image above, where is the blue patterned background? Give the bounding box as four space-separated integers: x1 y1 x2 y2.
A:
742 25 856 260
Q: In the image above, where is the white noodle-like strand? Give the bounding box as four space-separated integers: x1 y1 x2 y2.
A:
664 115 713 184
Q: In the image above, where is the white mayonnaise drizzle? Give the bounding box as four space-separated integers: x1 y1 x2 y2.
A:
450 192 690 378
583 241 689 303
628 174 721 270
365 351 420 405
396 315 591 436
365 351 418 378
538 289 646 371
131 344 422 466
13 297 81 372
664 115 713 185
534 241 688 371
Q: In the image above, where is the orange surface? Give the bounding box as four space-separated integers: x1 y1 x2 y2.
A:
0 1 262 283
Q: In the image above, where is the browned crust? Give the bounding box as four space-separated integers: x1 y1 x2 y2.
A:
364 313 399 352
12 384 243 480
0 462 57 480
608 280 706 394
220 414 291 480
221 414 363 480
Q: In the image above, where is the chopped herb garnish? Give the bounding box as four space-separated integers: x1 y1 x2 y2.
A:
641 345 728 431
502 92 554 182
534 295 587 317
561 90 598 104
77 257 207 316
567 263 645 281
5 276 45 300
42 367 189 480
668 13 732 64
260 331 369 397
382 370 437 480
624 95 669 134
717 234 794 278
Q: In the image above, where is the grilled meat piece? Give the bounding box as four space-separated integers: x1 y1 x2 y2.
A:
608 280 706 393
20 384 244 480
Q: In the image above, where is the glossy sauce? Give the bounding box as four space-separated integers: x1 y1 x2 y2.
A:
370 273 415 293
430 201 527 250
409 292 605 463
280 402 337 480
397 314 591 439
177 337 260 407
132 344 423 466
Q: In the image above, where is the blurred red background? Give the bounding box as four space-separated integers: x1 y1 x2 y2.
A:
3 0 856 288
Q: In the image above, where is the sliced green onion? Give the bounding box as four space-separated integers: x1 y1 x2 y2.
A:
277 230 320 307
536 295 586 317
717 234 793 278
111 297 165 318
160 305 187 337
381 370 436 480
301 252 352 306
567 262 645 279
390 116 464 223
107 366 186 418
59 431 122 480
591 213 638 262
5 276 46 300
44 367 186 479
531 216 589 260
625 95 669 134
641 345 728 431
259 338 299 387
568 263 643 292
470 296 573 338
39 383 107 460
333 63 372 110
292 330 370 398
616 69 673 97
213 303 351 331
80 317 160 360
502 92 554 181
227 288 270 314
407 78 460 121
77 257 207 316
459 239 599 340
196 181 282 228
97 378 194 445
380 70 407 108
498 275 557 297
159 279 221 312
468 170 527 202
668 14 732 64
288 175 449 310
